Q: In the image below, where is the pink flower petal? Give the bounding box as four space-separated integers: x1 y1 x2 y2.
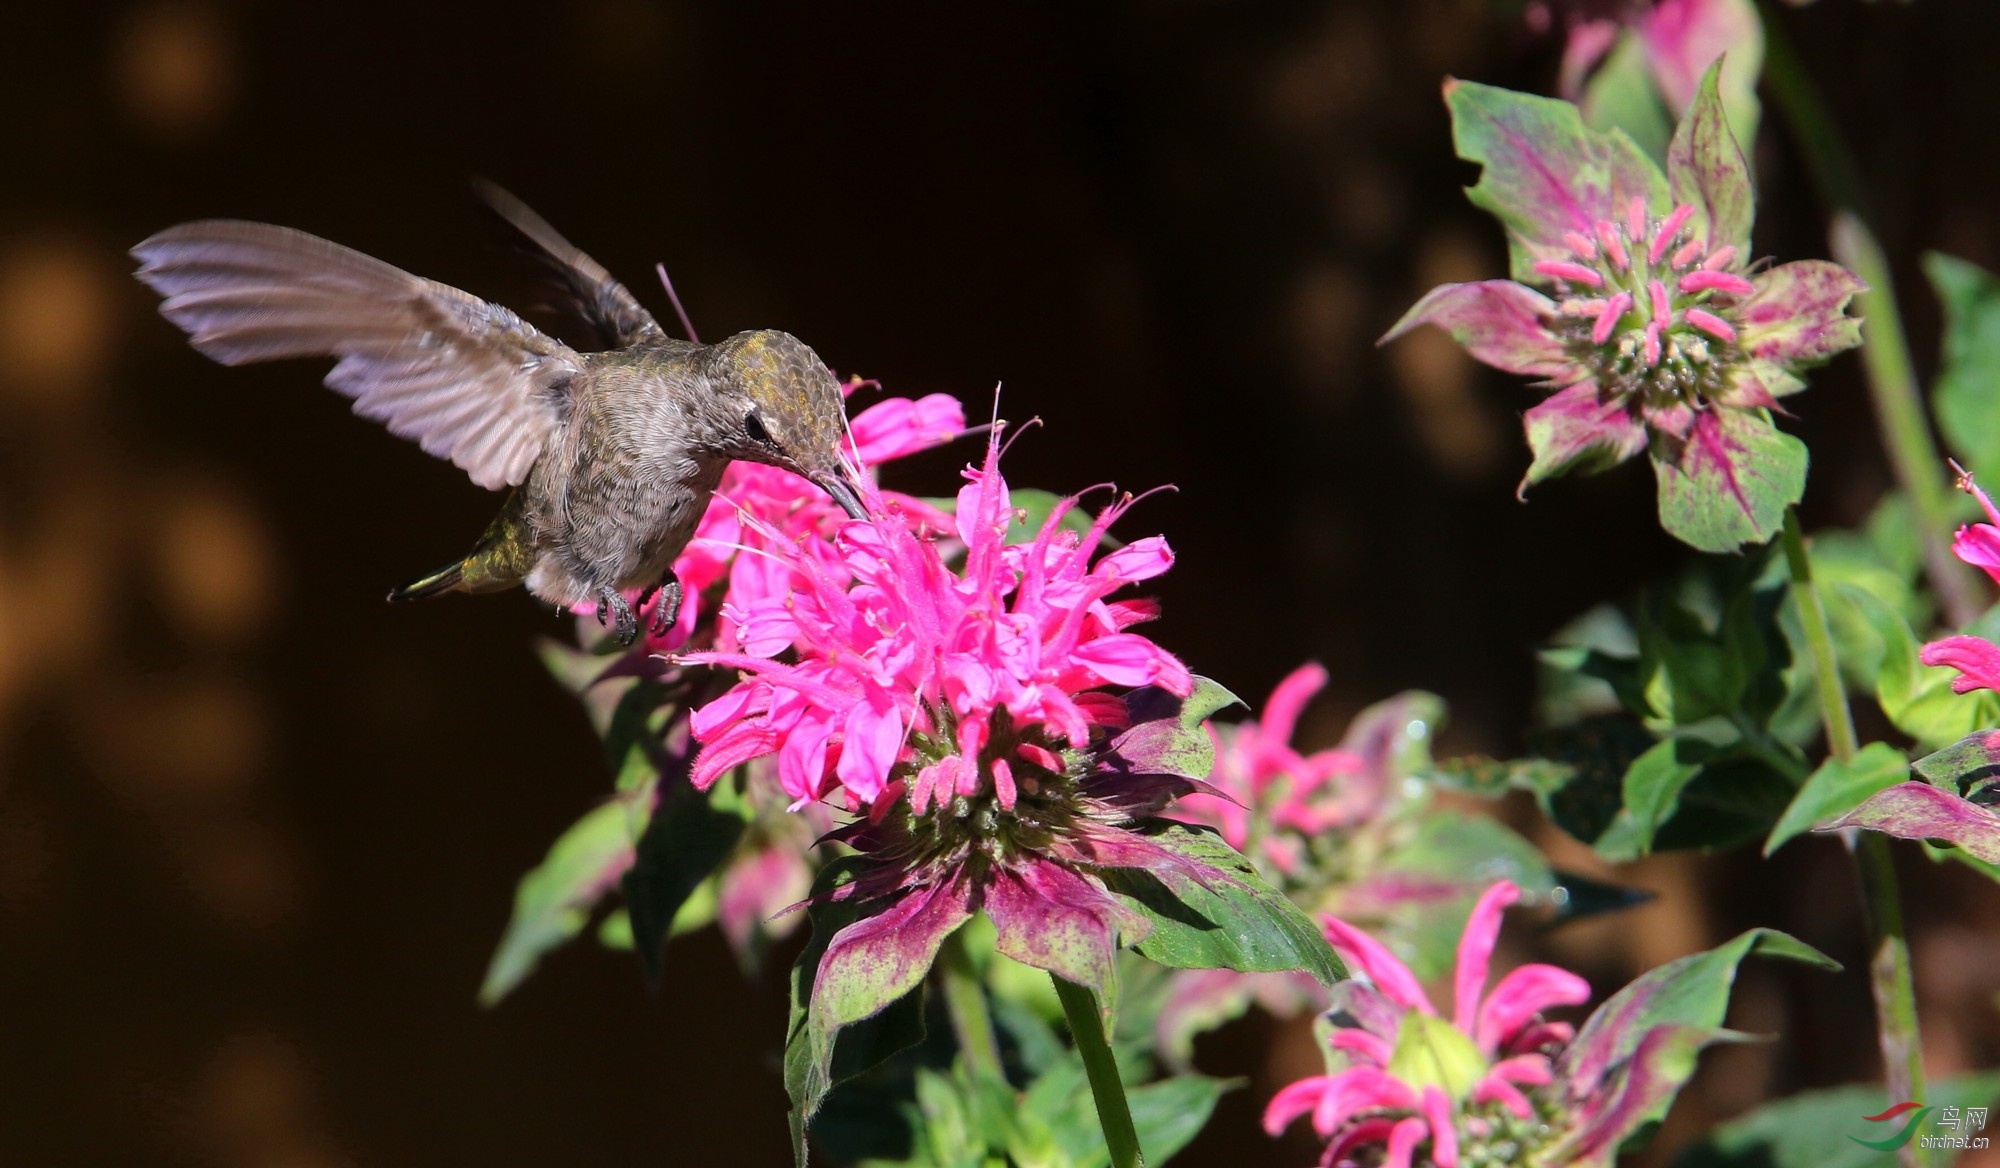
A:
1378 281 1579 380
1382 1116 1430 1168
847 392 966 463
1421 1086 1459 1168
1453 881 1520 1035
1920 635 2000 696
1477 964 1593 1051
1321 913 1434 1015
1260 662 1329 749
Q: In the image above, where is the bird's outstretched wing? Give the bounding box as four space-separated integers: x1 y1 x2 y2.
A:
133 221 582 490
472 180 668 351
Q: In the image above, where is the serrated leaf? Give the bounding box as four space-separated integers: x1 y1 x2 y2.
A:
479 799 634 1006
784 858 939 1142
1109 676 1242 779
1100 822 1343 985
1766 742 1908 855
1444 77 1668 284
1652 409 1807 554
1558 928 1838 1153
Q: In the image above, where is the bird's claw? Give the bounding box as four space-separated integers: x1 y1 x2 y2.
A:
648 577 683 637
597 587 638 645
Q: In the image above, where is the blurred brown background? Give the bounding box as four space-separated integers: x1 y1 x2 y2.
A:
7 1 2000 1164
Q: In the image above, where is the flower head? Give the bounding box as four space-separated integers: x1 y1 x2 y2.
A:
683 425 1233 1056
1382 63 1862 552
1265 882 1591 1167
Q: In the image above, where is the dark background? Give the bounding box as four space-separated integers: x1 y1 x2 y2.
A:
6 2 2000 1164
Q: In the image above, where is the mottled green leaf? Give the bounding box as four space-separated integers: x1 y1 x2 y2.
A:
1445 78 1668 283
1652 409 1807 553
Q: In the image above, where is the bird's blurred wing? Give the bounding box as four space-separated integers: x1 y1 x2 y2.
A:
473 180 668 350
133 220 582 490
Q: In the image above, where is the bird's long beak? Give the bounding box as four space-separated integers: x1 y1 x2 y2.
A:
815 470 868 521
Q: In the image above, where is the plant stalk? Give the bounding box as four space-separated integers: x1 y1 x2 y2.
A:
1760 0 1981 628
1052 975 1144 1168
1781 507 1929 1167
938 929 1006 1086
1779 507 1857 763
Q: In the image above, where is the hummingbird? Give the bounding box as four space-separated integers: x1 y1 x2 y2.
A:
131 184 867 645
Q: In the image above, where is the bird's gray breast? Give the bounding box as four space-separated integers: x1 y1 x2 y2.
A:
527 360 727 592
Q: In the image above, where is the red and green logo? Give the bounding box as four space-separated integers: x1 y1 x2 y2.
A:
1850 1102 1933 1151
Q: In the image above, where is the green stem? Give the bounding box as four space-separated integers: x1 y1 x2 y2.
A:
1052 975 1144 1168
1855 832 1928 1128
1779 507 1857 763
938 930 1006 1086
1760 0 1982 628
1780 506 1929 1167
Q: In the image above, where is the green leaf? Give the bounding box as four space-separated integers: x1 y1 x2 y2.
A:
1444 78 1668 284
1559 929 1837 1150
784 859 937 1142
1580 31 1673 162
1766 742 1909 855
1926 251 2000 475
1913 730 2000 791
1110 676 1242 780
1100 822 1344 984
1613 736 1712 859
479 799 634 1006
622 771 746 984
1665 59 1755 267
1125 1074 1230 1166
1652 409 1807 554
1672 1071 2000 1168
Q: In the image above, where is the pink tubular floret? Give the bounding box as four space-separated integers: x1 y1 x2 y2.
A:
1531 260 1604 288
1623 197 1647 245
1646 279 1670 324
1562 230 1598 259
1669 239 1705 270
1700 245 1737 271
1648 204 1695 264
1685 308 1737 343
1678 270 1756 297
1594 220 1629 271
1591 292 1633 345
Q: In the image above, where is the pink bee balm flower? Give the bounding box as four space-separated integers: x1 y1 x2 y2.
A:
1265 882 1591 1167
1381 64 1862 553
1946 463 2000 587
682 426 1191 810
683 426 1273 1084
1175 664 1416 878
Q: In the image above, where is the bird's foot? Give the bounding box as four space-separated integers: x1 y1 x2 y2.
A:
596 587 638 646
647 576 683 637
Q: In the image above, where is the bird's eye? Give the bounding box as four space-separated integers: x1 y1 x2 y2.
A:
744 411 776 447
